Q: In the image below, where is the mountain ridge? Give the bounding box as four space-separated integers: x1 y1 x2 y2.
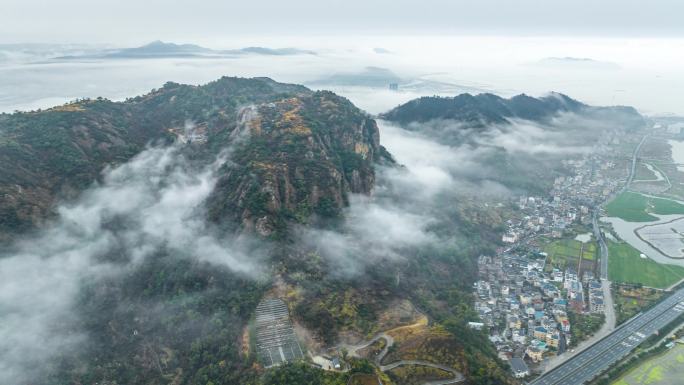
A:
380 91 643 129
0 76 386 240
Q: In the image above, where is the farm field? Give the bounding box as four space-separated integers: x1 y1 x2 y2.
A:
612 344 684 385
605 192 684 222
543 238 598 271
582 242 597 260
607 240 684 288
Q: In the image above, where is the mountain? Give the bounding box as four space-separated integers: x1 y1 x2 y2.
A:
0 77 386 240
380 92 645 195
381 92 590 126
105 40 214 57
381 91 645 131
0 77 512 385
54 41 316 59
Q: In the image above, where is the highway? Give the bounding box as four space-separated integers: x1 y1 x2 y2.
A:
530 287 684 385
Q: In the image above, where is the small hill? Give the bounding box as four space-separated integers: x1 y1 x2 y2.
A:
105 40 213 57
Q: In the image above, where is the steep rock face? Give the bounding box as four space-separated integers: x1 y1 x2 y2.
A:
0 77 386 239
206 91 390 236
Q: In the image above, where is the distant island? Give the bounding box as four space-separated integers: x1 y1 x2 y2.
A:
54 40 316 60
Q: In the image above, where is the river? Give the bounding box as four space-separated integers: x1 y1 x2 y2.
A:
602 214 684 266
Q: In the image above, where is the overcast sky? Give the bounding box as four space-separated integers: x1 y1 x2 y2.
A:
3 0 684 44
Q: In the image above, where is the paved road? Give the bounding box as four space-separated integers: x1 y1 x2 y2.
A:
530 287 684 385
342 328 465 385
626 135 649 189
593 212 609 280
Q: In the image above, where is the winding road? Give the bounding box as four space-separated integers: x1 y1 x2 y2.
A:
341 328 464 385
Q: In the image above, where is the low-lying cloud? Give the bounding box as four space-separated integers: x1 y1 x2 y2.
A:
298 110 615 274
479 118 592 155
0 144 262 384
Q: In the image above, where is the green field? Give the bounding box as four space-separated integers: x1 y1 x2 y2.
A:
544 238 597 268
605 192 684 222
613 344 684 385
607 240 684 288
582 242 597 260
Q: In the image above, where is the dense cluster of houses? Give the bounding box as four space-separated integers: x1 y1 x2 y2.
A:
475 150 625 378
473 253 606 375
501 156 622 246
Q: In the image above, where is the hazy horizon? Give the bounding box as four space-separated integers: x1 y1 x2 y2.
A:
3 0 684 44
3 0 684 115
1 35 683 116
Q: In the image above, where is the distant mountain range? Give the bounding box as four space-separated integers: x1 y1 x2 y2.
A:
54 40 316 59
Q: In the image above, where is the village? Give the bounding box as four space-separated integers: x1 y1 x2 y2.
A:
472 140 629 379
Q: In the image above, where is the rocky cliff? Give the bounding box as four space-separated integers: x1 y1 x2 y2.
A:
206 91 391 236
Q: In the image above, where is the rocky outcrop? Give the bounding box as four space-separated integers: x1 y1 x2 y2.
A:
206 91 392 236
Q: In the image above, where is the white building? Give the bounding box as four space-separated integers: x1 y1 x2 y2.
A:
502 232 518 243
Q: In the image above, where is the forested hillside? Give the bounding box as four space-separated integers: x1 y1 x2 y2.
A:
0 77 512 385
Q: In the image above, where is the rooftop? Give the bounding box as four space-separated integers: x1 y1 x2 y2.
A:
510 357 529 374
